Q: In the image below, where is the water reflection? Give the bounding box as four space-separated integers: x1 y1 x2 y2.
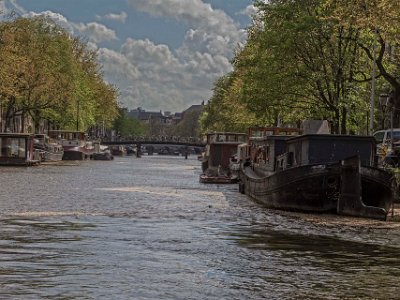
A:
223 223 400 299
0 156 399 299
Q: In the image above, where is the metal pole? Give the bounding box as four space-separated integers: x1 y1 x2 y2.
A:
391 107 394 149
76 100 80 131
369 31 377 135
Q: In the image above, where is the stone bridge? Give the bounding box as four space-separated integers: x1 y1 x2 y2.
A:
101 136 206 148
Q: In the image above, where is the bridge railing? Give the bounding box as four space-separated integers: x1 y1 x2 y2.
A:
101 135 204 144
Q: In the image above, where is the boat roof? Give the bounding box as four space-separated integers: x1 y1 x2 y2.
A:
0 133 33 137
286 134 375 143
206 132 246 136
48 130 85 133
250 135 294 141
248 126 302 136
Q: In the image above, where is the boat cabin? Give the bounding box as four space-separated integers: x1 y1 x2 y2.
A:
48 130 86 140
0 133 38 166
204 132 247 169
247 126 302 140
250 135 292 173
278 134 376 170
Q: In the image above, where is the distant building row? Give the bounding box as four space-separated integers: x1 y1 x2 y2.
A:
126 103 204 125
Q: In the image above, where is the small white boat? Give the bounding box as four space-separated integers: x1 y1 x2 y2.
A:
34 134 64 162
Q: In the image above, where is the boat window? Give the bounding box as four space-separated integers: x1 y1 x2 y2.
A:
373 131 384 143
0 138 11 157
11 138 26 158
0 137 25 158
237 136 246 142
387 131 400 142
227 135 236 142
209 135 217 143
218 135 226 142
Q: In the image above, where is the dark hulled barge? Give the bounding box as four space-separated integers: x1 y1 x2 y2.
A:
239 133 396 220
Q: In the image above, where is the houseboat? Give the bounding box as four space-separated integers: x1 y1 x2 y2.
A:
109 145 127 156
34 134 64 162
200 132 247 183
48 130 95 160
0 133 39 166
93 145 114 160
239 133 395 220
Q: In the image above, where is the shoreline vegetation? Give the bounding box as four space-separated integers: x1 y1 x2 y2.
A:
199 0 400 136
2 1 400 140
0 16 119 134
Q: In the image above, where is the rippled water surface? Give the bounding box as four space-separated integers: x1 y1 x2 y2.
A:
1 155 400 299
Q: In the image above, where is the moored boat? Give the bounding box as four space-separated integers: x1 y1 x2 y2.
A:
239 133 396 220
200 132 247 183
109 145 126 156
0 133 40 166
93 145 114 160
34 133 64 162
48 130 95 160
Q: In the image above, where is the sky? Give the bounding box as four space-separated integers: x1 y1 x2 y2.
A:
0 0 257 113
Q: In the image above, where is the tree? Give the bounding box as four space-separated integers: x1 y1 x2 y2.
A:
327 0 400 128
0 16 119 133
113 109 148 137
245 0 366 133
199 74 257 133
203 0 374 134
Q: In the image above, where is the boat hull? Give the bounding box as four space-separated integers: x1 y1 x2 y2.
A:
93 152 113 160
63 147 94 160
0 157 39 166
200 174 238 184
239 162 394 220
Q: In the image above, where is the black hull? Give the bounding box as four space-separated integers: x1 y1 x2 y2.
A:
63 150 93 160
240 162 394 220
93 152 113 160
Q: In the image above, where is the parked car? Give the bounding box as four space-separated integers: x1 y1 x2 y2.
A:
373 128 400 166
373 128 400 146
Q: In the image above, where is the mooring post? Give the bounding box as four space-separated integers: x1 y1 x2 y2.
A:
136 143 142 158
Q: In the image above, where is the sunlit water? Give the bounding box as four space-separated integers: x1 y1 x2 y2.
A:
0 155 400 299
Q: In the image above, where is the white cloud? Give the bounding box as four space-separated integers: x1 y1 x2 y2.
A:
128 0 244 47
239 5 259 17
103 11 127 23
23 11 117 44
118 0 246 111
0 0 26 17
6 1 250 112
24 10 75 33
0 1 9 14
9 0 26 14
73 22 117 43
98 48 140 83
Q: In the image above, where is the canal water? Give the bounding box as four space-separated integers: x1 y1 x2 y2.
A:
0 155 400 299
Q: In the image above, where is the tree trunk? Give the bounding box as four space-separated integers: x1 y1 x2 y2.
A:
331 109 340 134
391 88 400 128
340 107 347 134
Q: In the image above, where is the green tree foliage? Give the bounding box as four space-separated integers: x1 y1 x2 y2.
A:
0 16 119 133
172 110 202 137
200 74 258 133
327 0 400 128
250 0 366 133
113 109 148 137
202 0 391 134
